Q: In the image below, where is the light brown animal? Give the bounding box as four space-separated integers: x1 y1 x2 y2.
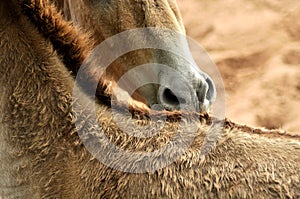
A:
52 0 216 112
0 0 299 198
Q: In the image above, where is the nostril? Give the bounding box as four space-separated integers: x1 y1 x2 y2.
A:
161 88 186 107
205 76 216 102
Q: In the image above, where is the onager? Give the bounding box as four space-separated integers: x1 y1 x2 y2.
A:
0 0 299 199
51 0 217 112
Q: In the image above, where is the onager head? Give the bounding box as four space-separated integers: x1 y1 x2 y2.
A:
55 0 216 112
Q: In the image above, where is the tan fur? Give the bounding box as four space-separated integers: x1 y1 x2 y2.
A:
0 1 300 198
53 0 186 104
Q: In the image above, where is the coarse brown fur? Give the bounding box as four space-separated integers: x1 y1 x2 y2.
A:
19 0 92 74
18 0 112 105
0 1 300 199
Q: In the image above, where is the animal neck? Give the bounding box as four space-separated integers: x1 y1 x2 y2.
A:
18 0 114 106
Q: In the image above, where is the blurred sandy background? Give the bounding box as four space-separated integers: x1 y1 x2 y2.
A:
177 0 300 132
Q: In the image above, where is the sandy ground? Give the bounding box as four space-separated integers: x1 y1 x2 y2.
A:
177 0 300 132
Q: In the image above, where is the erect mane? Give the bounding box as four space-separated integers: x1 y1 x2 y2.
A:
224 118 300 140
